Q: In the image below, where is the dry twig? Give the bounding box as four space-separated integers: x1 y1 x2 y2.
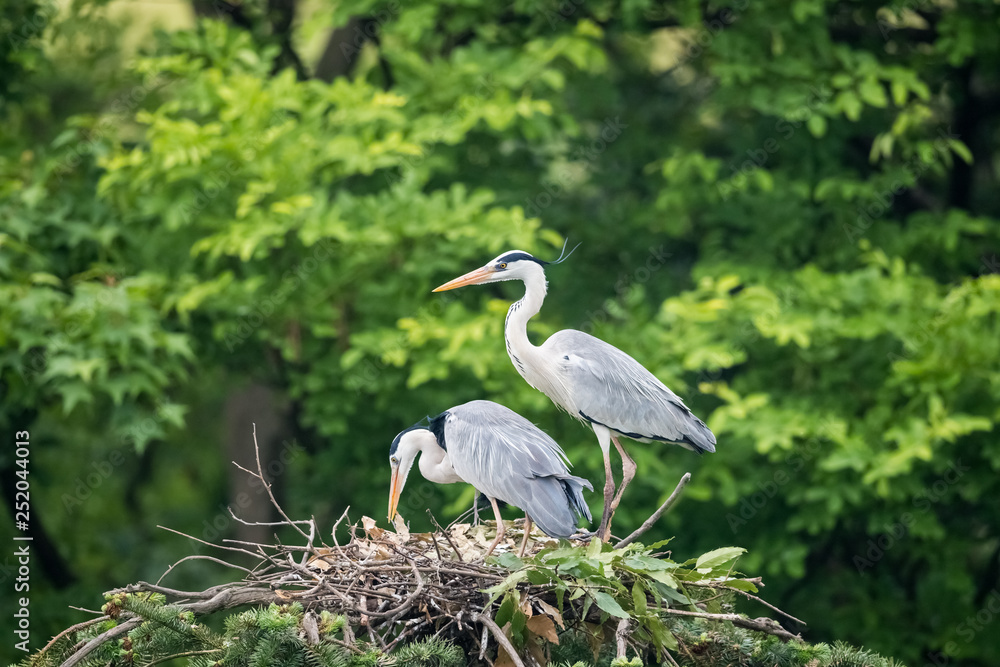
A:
617 473 691 549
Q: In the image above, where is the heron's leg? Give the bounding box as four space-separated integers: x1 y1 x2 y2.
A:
473 495 480 526
608 436 637 517
597 445 617 541
517 515 533 557
483 497 506 559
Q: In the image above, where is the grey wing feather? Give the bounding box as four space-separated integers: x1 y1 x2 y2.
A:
544 330 716 453
445 400 592 537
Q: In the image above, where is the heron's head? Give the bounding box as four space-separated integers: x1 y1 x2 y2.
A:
387 426 434 521
432 250 546 292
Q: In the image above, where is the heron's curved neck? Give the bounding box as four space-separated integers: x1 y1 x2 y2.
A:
505 267 548 376
415 434 457 485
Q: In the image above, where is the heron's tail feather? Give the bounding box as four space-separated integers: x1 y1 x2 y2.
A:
683 417 717 454
560 474 593 524
523 474 593 538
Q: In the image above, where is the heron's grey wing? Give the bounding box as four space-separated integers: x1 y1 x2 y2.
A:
445 400 592 537
545 330 716 452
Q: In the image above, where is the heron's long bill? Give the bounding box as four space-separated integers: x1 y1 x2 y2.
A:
388 467 404 521
432 266 493 292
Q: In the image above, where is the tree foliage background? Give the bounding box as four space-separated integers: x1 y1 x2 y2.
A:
1 0 999 665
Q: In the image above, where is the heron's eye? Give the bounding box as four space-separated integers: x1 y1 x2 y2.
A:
390 456 398 465
498 262 507 269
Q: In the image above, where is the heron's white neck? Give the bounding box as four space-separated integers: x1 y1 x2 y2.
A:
411 431 462 485
504 266 548 383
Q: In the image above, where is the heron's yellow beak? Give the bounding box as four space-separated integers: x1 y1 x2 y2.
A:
388 467 403 521
432 266 494 292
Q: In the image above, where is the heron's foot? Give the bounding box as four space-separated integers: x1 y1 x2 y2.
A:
569 529 597 540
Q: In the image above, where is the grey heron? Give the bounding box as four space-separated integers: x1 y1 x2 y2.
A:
387 399 593 557
433 249 716 540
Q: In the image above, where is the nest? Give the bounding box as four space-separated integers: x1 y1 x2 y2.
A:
47 427 802 667
136 515 581 663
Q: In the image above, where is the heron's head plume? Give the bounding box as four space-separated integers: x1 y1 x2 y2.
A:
432 241 579 292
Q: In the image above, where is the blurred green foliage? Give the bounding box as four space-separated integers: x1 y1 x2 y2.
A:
2 0 999 665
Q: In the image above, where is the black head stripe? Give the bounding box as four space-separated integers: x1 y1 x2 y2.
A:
496 251 545 266
496 241 580 267
389 423 428 455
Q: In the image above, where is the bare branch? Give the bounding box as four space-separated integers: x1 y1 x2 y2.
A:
615 618 631 658
427 509 464 562
156 555 255 586
157 524 261 559
145 649 222 667
36 616 109 661
687 579 806 626
60 617 141 667
660 608 801 642
252 422 311 542
470 612 526 667
616 473 691 549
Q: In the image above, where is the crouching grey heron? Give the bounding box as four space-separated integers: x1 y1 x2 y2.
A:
433 249 716 540
387 399 592 557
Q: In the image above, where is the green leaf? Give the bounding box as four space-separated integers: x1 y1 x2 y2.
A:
631 581 647 616
696 547 746 571
591 591 629 619
494 592 517 628
586 537 603 559
624 555 677 572
59 380 94 414
651 582 693 605
807 115 827 138
496 552 524 571
484 570 529 604
646 570 680 589
646 616 678 651
646 538 673 550
725 579 760 593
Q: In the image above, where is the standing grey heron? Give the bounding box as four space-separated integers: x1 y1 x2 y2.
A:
433 249 716 540
387 399 592 557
